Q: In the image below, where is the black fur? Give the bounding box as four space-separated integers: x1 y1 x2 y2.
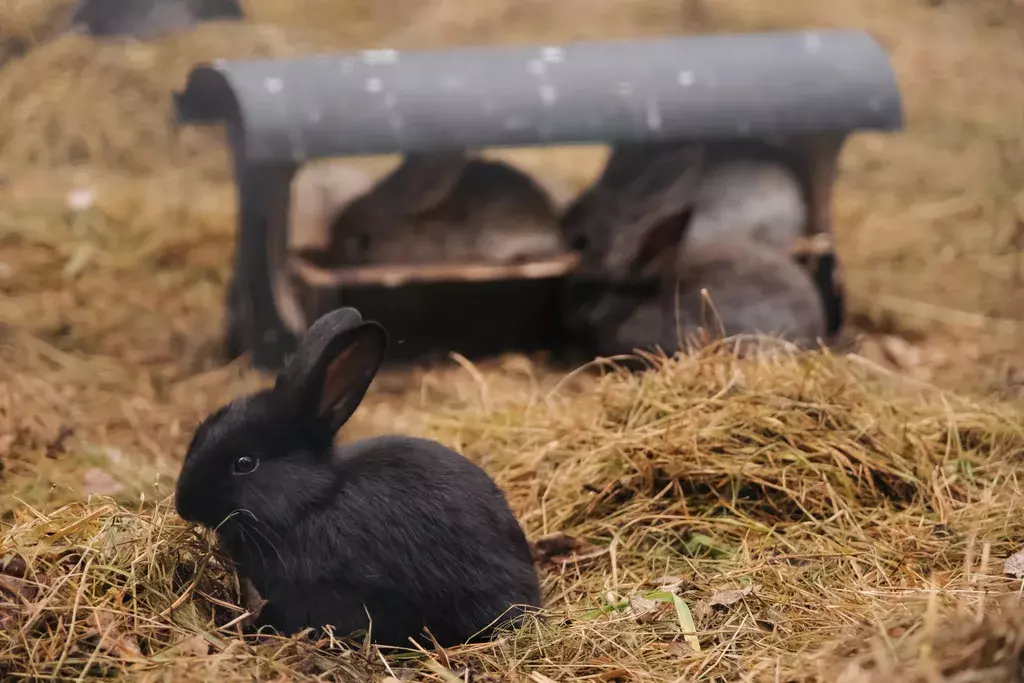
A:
175 307 541 647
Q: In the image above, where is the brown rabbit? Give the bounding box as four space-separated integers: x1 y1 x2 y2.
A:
289 162 375 253
303 151 566 268
561 142 825 358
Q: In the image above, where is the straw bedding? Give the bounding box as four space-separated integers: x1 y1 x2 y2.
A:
0 23 318 180
1 0 1023 681
2 342 1024 681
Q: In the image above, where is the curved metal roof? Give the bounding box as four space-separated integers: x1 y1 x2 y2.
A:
174 29 904 163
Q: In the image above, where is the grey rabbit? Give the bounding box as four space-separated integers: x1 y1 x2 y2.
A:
579 238 828 358
561 141 826 358
300 151 566 268
67 0 243 39
563 142 808 281
175 307 542 647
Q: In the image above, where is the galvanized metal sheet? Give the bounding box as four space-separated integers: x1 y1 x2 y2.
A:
174 29 904 163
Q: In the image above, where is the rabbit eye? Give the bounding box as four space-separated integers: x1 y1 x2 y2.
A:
233 455 259 475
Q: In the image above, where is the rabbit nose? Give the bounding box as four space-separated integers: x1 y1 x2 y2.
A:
174 479 216 526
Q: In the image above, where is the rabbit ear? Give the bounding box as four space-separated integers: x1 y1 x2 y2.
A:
620 144 706 229
274 307 388 437
601 144 706 275
630 210 693 273
381 151 470 215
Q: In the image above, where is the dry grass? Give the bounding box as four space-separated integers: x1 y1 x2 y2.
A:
2 0 1024 681
3 346 1024 681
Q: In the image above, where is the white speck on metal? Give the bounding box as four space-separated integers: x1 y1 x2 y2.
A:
384 92 398 109
737 122 752 135
365 77 383 93
307 107 322 123
340 60 355 75
645 100 662 131
616 82 634 97
503 116 529 131
360 48 399 64
539 84 558 105
264 77 283 94
440 75 466 89
540 46 564 63
678 70 695 87
804 31 823 53
868 96 883 112
528 59 546 76
389 113 404 129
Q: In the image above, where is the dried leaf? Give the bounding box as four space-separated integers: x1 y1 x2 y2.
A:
531 532 607 566
598 668 632 682
82 468 125 496
45 425 74 457
665 640 694 657
0 554 28 579
0 573 40 603
878 334 921 371
240 577 268 628
87 610 143 659
757 607 787 633
645 590 702 653
0 607 19 630
1004 548 1024 579
623 594 672 624
0 556 43 607
648 575 685 589
529 674 560 683
0 433 15 458
179 633 210 657
708 584 757 609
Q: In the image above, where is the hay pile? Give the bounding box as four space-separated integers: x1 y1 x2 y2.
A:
0 23 319 180
0 0 75 66
2 345 1023 681
1 0 1023 681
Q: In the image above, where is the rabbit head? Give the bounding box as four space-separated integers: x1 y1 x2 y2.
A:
560 142 706 282
174 307 387 532
322 151 471 265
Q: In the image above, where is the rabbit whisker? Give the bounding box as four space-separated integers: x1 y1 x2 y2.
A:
241 518 289 572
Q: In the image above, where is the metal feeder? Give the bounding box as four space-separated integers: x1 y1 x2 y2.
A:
173 29 904 370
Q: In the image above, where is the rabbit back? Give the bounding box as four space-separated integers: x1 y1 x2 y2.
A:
230 434 541 647
685 160 807 251
591 239 826 357
323 155 564 266
671 239 826 344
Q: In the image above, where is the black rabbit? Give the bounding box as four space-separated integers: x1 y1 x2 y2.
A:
174 307 541 647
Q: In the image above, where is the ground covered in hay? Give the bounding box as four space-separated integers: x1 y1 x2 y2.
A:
3 348 1024 681
1 0 1024 681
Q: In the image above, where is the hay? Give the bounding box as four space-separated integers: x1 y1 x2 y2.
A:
2 0 1024 680
0 23 318 180
0 0 75 66
2 346 1024 681
797 595 1024 683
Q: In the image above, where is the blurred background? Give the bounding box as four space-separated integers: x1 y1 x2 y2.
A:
0 0 1022 503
